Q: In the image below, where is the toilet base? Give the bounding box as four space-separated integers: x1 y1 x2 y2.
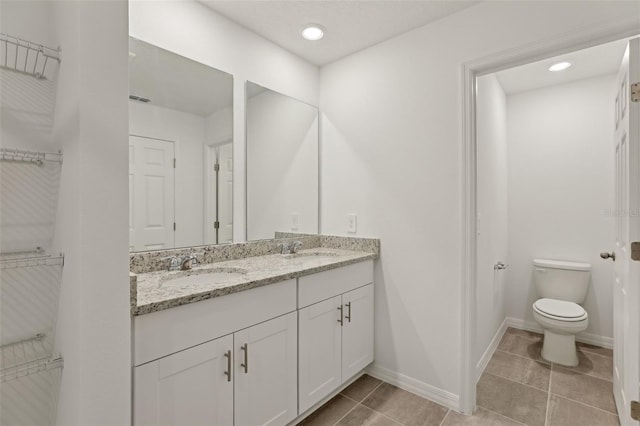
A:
541 329 578 366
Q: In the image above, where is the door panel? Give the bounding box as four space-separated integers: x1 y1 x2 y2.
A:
234 312 297 426
133 334 233 426
129 135 175 251
342 284 375 381
613 38 640 426
298 295 343 413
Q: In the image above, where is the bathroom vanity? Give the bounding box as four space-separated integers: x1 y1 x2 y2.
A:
130 236 378 425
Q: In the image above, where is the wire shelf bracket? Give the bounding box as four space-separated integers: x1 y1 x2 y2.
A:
0 148 63 165
0 33 61 80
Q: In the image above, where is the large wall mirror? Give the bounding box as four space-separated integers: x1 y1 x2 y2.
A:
246 82 319 241
128 37 233 251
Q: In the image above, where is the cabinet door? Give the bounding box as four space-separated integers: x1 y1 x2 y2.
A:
342 284 374 381
298 295 343 413
134 334 233 426
234 312 297 426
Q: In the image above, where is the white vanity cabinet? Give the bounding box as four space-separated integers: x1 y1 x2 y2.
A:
298 261 374 413
134 335 234 426
133 280 298 426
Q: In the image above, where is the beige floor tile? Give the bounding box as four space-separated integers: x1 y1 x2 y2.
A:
498 334 547 364
476 373 548 426
362 383 448 426
336 405 401 426
485 350 551 391
341 375 383 402
441 407 524 426
576 341 614 358
561 350 614 382
505 328 543 340
550 366 617 414
547 395 620 426
299 394 358 426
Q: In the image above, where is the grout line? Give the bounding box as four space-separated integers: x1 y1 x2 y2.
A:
339 393 358 403
549 392 619 417
482 372 550 394
544 363 553 426
437 410 451 426
552 363 614 383
332 381 384 426
494 348 552 366
476 406 528 426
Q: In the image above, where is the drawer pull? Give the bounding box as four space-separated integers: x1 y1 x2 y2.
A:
241 343 249 373
345 302 352 323
224 350 232 382
337 305 344 326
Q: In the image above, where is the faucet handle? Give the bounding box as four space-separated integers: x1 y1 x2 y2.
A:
292 241 303 253
161 255 180 271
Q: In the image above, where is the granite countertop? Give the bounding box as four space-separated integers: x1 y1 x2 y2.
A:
131 247 375 316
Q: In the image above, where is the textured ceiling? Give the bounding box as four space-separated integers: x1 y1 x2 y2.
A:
199 0 479 66
495 38 630 95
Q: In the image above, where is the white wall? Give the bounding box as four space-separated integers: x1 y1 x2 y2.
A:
246 90 319 240
129 0 320 242
129 101 206 248
1 1 130 424
475 74 508 372
319 1 638 403
505 74 616 342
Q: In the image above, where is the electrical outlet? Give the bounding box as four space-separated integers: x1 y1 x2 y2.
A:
347 214 357 233
291 212 299 231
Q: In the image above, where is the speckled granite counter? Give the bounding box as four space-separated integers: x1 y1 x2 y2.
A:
131 236 379 316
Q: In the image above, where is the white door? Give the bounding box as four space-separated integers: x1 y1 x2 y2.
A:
129 135 175 251
612 38 640 426
218 143 233 243
133 334 234 426
342 284 375 381
234 312 297 426
298 295 343 413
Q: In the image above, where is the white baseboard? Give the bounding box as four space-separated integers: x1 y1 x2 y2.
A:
505 317 613 349
366 364 459 411
475 318 508 382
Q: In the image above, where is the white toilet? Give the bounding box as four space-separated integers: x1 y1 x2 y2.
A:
531 258 590 366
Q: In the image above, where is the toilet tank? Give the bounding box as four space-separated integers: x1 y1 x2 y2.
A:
533 259 591 303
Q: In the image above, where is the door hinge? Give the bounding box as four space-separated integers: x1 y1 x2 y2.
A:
214 221 220 230
173 222 176 231
631 242 640 261
214 163 220 172
631 400 640 421
632 82 640 103
173 158 176 168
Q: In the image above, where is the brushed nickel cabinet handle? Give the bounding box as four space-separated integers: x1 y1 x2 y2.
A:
337 305 343 326
345 302 352 323
224 350 232 382
241 343 248 373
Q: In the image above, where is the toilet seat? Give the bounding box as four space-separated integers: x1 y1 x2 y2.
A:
533 298 587 322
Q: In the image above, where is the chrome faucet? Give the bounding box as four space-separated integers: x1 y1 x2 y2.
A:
280 241 303 255
163 251 203 271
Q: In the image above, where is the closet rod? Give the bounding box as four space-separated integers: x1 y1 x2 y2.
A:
0 147 63 165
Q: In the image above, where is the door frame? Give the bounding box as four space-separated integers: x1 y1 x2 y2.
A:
459 18 640 415
204 137 234 245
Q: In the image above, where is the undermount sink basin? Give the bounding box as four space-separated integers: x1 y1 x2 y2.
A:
161 267 247 287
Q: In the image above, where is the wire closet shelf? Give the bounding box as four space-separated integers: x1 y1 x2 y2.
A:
0 33 61 80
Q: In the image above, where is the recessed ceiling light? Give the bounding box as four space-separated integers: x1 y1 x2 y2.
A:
301 24 325 41
548 61 571 72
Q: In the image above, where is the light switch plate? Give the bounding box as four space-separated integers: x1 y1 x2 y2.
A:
292 212 299 231
347 214 357 233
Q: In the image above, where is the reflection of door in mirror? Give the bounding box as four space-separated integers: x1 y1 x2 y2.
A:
129 135 175 252
205 141 233 244
128 37 233 251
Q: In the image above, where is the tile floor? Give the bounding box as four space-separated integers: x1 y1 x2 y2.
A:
300 327 618 426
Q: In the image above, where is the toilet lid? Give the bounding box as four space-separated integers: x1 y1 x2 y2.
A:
534 298 586 319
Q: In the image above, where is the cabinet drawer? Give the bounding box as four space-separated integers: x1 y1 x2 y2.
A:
298 260 373 308
134 279 296 366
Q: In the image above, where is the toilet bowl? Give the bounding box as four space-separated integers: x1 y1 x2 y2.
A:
532 298 588 366
531 259 591 367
